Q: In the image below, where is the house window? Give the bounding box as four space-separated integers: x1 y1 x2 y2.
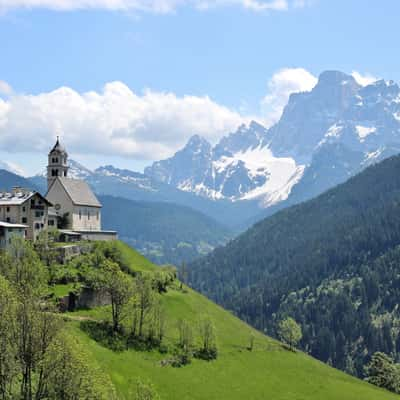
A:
96 211 99 220
22 206 26 212
22 217 27 224
48 220 54 226
6 218 10 223
6 207 10 213
35 223 40 230
88 209 90 220
79 210 82 220
35 211 41 218
31 199 35 207
64 171 67 177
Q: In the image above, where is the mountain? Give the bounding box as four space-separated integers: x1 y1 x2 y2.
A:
145 121 305 206
0 169 41 192
99 195 233 265
188 154 400 377
30 161 260 228
67 242 397 400
146 71 400 227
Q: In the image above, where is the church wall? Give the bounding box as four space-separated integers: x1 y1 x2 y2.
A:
71 205 101 231
46 180 74 229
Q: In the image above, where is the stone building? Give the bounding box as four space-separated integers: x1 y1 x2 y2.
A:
0 188 51 241
0 221 27 249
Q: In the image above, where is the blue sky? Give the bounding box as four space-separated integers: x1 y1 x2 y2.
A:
0 0 399 175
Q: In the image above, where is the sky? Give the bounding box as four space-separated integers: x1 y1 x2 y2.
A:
0 0 399 175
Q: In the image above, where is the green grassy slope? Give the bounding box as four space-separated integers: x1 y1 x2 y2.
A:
64 243 398 400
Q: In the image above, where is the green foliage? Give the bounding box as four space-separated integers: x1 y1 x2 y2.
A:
34 228 61 266
132 379 160 400
188 154 400 376
0 237 114 399
277 318 302 351
45 333 117 399
195 316 218 361
0 236 47 296
95 259 134 332
364 352 400 394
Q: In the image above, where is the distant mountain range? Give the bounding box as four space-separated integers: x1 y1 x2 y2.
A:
30 160 259 228
146 71 400 222
24 71 400 229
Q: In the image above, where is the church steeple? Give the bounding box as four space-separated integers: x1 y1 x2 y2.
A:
47 137 69 190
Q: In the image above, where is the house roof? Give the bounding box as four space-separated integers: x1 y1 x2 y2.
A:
0 221 28 228
57 177 102 207
0 190 52 206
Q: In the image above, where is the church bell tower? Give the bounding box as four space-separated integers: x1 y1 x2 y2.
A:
47 137 69 190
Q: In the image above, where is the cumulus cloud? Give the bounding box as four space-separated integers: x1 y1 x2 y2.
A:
351 71 378 87
261 68 317 125
0 0 308 13
0 81 246 160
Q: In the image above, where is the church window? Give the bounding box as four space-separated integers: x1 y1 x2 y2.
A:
88 209 90 220
97 211 99 220
64 171 67 177
79 210 82 220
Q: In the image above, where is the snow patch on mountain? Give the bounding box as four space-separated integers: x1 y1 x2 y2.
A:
356 125 376 142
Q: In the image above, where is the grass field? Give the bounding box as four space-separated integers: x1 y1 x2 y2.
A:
66 243 399 400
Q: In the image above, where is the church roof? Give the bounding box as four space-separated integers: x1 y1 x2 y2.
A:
50 137 67 154
57 178 102 208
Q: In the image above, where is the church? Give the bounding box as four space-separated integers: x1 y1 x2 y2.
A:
45 138 116 241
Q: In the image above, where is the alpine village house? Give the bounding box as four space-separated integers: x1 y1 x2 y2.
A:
0 138 116 249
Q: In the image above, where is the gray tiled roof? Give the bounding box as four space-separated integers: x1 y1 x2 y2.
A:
58 178 102 207
0 191 52 206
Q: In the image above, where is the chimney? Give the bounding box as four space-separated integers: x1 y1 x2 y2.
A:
12 186 22 195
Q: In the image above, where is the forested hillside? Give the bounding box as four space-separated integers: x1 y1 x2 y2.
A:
188 154 400 376
100 195 233 264
1 237 393 399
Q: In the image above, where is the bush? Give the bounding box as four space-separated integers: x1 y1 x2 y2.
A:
194 347 218 361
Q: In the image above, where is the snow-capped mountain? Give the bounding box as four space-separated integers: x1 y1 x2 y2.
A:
145 71 400 210
27 70 400 228
145 122 305 206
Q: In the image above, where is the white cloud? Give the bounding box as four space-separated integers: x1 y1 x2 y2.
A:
261 67 317 125
351 71 378 87
0 160 26 176
0 0 309 13
0 82 246 160
0 80 13 96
